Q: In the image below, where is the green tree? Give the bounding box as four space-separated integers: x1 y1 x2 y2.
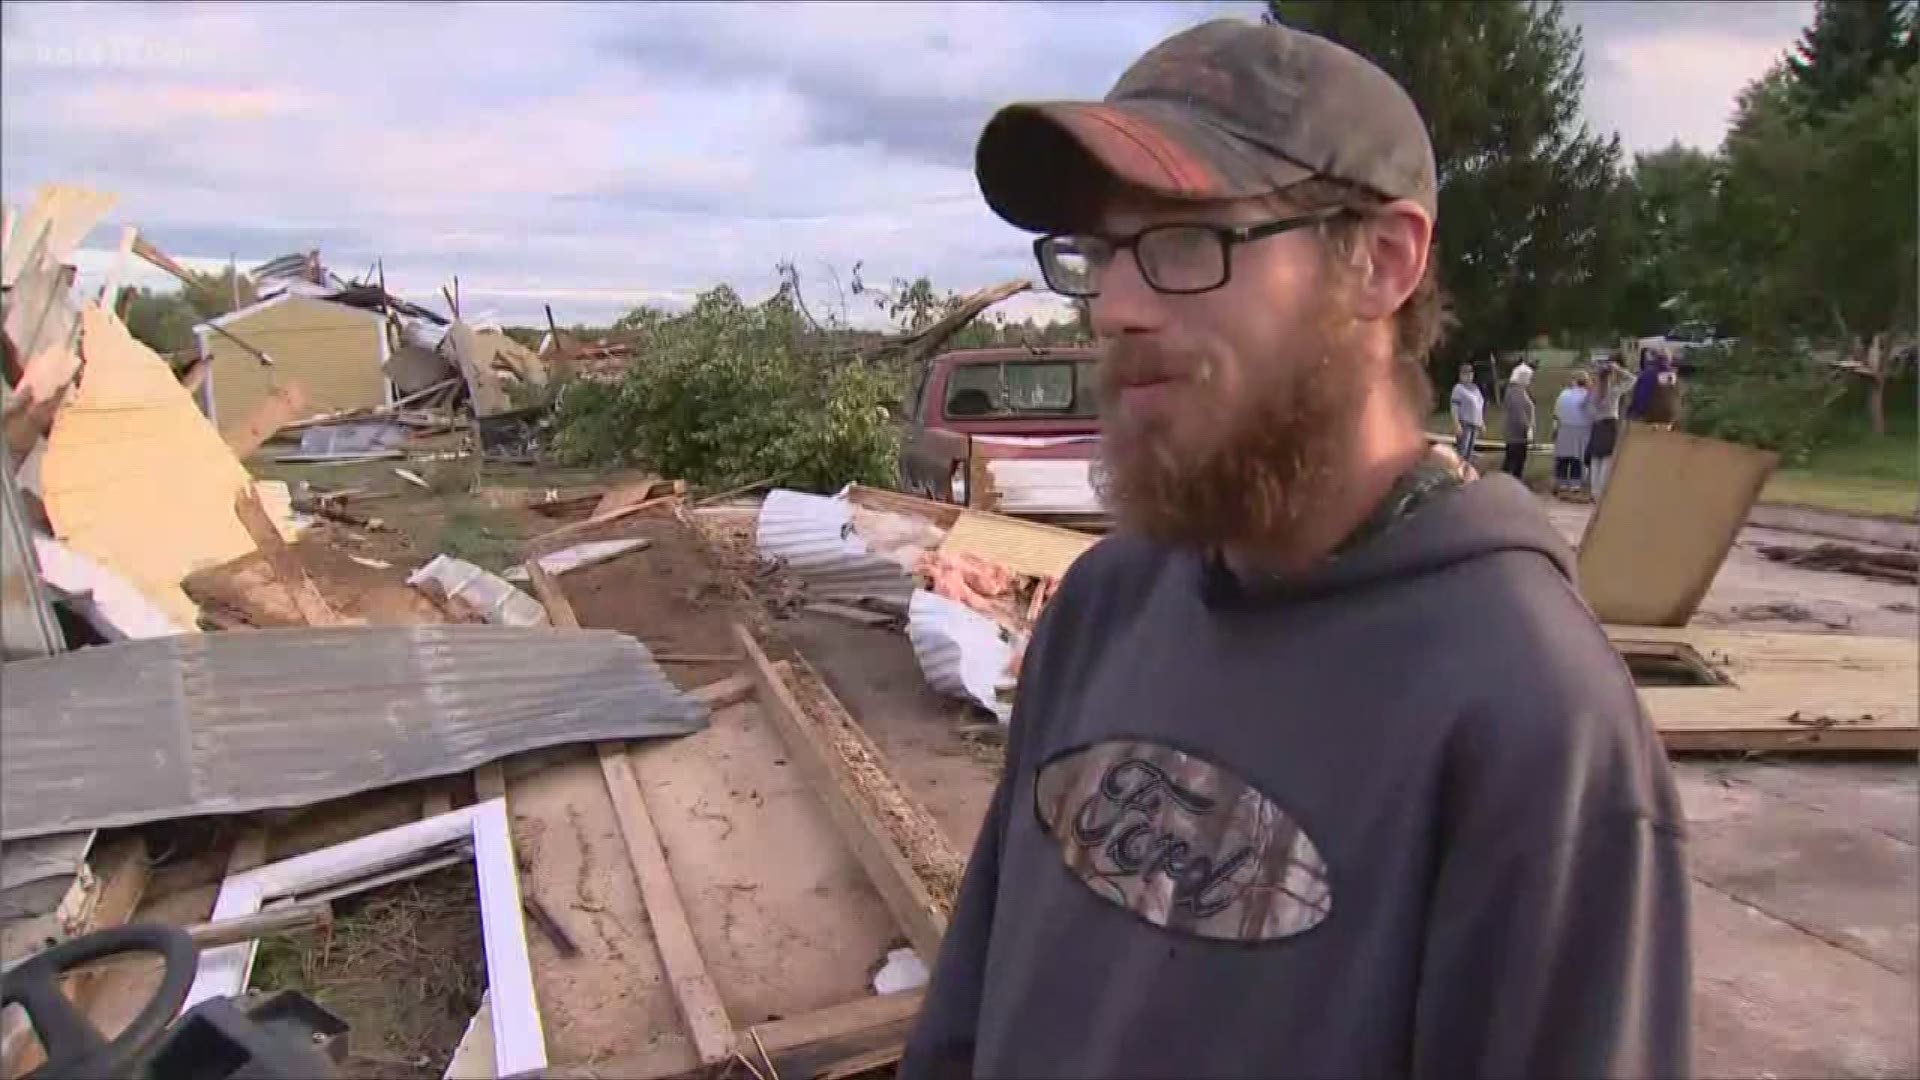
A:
1613 144 1720 335
1266 0 1625 381
120 267 257 358
552 285 899 491
1787 0 1918 120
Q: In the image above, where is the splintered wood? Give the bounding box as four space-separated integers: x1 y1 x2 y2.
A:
779 655 965 918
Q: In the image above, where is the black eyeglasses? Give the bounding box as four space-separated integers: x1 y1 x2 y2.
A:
1033 207 1351 298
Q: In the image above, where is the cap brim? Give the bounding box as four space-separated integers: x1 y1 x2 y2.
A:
975 99 1315 234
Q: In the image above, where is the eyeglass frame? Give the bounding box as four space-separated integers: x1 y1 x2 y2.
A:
1032 206 1355 298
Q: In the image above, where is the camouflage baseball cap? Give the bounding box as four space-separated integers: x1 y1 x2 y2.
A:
975 19 1438 233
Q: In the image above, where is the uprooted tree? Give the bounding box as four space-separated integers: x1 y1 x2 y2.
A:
550 284 901 492
550 268 1055 491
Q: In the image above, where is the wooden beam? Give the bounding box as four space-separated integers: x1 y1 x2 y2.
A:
523 492 681 554
732 624 948 961
525 562 735 1066
534 989 924 1080
233 488 342 626
690 674 754 711
474 763 507 801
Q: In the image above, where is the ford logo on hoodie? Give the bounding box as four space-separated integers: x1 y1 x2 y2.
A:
1034 739 1332 942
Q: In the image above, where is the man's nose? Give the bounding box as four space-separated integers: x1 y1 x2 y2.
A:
1088 250 1162 339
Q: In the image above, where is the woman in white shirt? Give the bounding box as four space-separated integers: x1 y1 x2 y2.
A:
1552 372 1592 497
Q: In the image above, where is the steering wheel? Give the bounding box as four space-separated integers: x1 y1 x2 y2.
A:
2 924 199 1080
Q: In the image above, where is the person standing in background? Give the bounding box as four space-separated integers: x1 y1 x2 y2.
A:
1506 352 1534 396
1552 372 1592 497
1501 363 1535 479
1586 352 1634 499
1450 363 1485 465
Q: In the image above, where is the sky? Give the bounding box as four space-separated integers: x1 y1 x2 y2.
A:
2 1 1815 330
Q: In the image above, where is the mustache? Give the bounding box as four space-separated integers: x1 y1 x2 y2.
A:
1098 337 1211 388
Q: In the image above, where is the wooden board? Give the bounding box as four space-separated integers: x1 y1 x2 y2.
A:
540 989 926 1080
233 488 342 625
41 306 260 625
1579 425 1778 626
534 551 734 1066
628 698 900 1029
1 184 115 288
734 625 951 962
219 380 309 459
1608 626 1918 751
593 476 663 518
939 508 1096 582
843 484 962 530
506 748 681 1065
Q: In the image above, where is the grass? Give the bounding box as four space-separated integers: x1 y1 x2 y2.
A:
250 866 485 1080
436 505 525 569
1761 416 1918 519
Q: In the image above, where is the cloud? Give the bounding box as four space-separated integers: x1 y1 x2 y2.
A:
1571 0 1812 153
5 1 1810 329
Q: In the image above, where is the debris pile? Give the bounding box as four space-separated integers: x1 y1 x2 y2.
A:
754 484 1094 721
1756 541 1919 584
0 185 726 1079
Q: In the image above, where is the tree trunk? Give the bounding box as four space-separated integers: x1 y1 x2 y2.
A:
1865 333 1888 436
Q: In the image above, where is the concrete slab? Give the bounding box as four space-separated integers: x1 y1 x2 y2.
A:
1728 759 1920 846
1676 764 1917 976
1692 881 1918 1079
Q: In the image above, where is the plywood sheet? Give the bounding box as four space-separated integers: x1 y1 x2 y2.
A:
42 305 258 625
629 698 899 1026
1608 625 1918 751
1579 425 1778 626
939 508 1096 582
1 184 115 288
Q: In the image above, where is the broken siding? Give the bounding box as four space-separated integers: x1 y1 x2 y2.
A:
204 297 385 426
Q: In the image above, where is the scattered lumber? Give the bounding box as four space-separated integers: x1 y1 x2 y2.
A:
525 563 736 1066
734 624 953 962
534 989 927 1080
593 475 666 517
233 488 346 626
524 490 683 552
1755 542 1919 584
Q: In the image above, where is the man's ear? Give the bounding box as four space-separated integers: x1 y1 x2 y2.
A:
1350 201 1431 321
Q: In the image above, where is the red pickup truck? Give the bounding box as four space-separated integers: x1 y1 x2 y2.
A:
896 346 1108 530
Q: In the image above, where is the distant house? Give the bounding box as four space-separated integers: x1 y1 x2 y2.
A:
191 292 392 424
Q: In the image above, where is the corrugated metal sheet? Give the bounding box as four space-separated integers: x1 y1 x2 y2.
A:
1 625 709 840
907 589 1016 723
757 489 916 605
408 555 549 627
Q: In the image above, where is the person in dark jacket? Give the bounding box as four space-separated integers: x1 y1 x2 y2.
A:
903 18 1691 1080
1501 363 1536 479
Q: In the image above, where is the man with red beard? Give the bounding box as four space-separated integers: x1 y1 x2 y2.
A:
901 18 1690 1080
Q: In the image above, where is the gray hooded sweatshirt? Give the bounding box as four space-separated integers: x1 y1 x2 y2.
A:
902 474 1691 1080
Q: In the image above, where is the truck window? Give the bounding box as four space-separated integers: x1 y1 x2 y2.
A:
942 359 1099 420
